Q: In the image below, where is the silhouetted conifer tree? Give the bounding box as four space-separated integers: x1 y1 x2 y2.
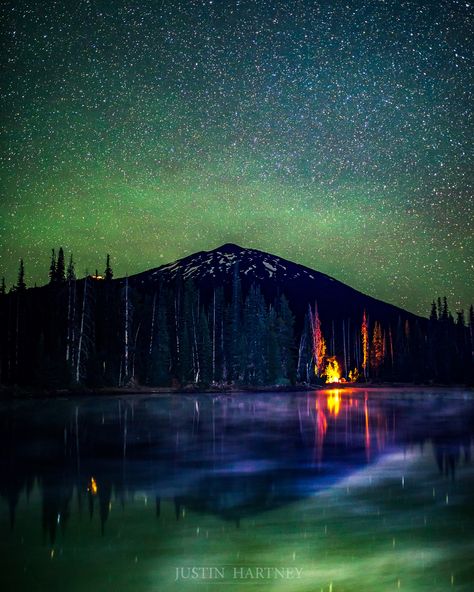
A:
49 249 56 284
75 277 95 384
296 309 313 383
56 247 65 282
198 308 212 385
242 285 266 384
430 300 437 322
229 262 243 382
266 306 280 384
105 254 113 281
67 254 76 281
370 321 384 378
277 294 296 383
148 290 171 386
16 259 26 292
211 286 226 383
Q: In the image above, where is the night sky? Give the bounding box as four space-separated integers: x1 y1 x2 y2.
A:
1 0 472 315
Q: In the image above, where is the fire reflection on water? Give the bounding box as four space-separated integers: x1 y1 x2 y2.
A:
313 390 391 465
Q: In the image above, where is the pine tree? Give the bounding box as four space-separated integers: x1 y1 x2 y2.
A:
242 284 267 385
393 316 410 380
277 294 295 383
67 254 76 281
309 303 326 377
121 276 132 384
441 297 449 322
105 254 113 281
178 281 196 384
75 277 94 383
148 290 171 386
56 247 65 282
297 309 313 383
190 288 200 383
370 321 384 378
66 257 77 365
266 306 280 384
212 286 226 383
361 310 369 379
16 259 26 292
430 300 437 322
411 320 425 382
342 319 348 377
456 310 465 327
198 308 212 385
437 298 455 382
229 262 243 382
49 249 57 284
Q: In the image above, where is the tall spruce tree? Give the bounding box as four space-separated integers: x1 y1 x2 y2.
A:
242 284 266 385
16 259 26 292
430 300 438 322
297 309 313 383
148 290 171 386
212 286 226 383
67 254 76 281
105 254 113 281
49 249 56 284
370 321 384 378
178 281 196 384
198 308 212 385
56 247 65 282
229 262 243 382
277 294 295 383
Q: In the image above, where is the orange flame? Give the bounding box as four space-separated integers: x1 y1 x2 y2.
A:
324 357 342 384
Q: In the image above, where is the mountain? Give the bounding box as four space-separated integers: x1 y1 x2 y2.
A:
129 242 422 327
2 243 470 390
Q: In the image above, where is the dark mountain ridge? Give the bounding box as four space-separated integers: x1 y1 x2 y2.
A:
128 242 422 328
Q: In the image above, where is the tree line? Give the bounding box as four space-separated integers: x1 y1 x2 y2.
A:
0 251 473 389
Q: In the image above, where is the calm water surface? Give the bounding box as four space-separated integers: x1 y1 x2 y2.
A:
0 389 473 591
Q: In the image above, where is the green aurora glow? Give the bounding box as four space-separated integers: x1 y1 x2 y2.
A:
1 0 472 315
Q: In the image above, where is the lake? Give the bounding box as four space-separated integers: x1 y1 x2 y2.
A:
0 388 473 591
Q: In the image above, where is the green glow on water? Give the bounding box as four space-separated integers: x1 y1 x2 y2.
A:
1 442 473 592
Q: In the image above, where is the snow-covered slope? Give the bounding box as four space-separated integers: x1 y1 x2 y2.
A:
151 243 322 283
129 243 421 326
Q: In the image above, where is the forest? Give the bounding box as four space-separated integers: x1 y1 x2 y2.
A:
0 249 473 390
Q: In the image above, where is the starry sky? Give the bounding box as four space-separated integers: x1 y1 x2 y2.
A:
1 0 473 315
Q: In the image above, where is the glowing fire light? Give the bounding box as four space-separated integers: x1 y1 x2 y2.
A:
88 477 98 495
364 394 371 461
315 397 328 466
326 389 341 416
324 357 342 384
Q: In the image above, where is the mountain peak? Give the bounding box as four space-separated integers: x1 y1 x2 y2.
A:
131 243 420 325
212 243 246 253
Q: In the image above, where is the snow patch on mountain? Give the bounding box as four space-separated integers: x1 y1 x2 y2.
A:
143 244 337 289
263 261 277 277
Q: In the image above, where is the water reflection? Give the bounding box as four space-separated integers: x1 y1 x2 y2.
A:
0 389 473 545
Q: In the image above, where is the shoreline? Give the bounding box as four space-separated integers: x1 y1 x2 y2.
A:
1 382 472 400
